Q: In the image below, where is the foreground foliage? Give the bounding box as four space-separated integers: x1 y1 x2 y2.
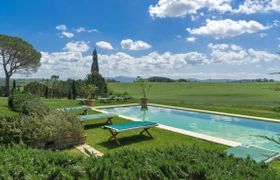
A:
0 144 278 179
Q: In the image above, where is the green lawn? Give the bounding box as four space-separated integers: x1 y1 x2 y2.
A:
0 82 280 172
0 97 17 116
83 117 226 153
109 82 280 119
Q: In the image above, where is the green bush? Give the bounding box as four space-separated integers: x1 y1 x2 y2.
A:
8 93 51 116
0 144 278 179
0 116 22 144
0 111 85 149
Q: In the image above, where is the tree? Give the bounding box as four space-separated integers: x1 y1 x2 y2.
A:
11 79 16 95
44 86 49 98
0 35 41 96
85 72 108 96
72 80 77 100
91 48 99 74
24 81 46 97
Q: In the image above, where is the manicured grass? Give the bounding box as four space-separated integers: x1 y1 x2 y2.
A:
83 117 226 153
109 82 280 119
0 97 17 116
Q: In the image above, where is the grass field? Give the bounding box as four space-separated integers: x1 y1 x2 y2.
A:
109 82 280 119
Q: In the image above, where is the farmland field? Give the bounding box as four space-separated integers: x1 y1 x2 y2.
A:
108 82 280 119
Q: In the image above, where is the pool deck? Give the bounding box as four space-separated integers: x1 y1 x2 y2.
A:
92 104 243 147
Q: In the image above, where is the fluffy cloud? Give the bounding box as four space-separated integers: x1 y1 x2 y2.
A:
186 37 196 42
56 24 74 38
35 42 208 79
75 27 86 33
235 0 280 14
149 0 233 18
63 41 90 52
31 41 280 80
189 19 268 39
75 27 98 33
120 39 151 50
96 41 113 50
56 24 67 31
208 43 280 65
61 31 74 38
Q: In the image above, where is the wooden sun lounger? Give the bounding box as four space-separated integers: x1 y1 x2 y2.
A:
57 106 90 115
79 113 119 124
103 121 158 145
77 98 87 104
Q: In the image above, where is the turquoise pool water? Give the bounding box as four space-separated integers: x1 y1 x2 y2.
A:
102 105 280 152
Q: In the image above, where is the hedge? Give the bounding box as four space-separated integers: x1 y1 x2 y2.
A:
0 144 279 179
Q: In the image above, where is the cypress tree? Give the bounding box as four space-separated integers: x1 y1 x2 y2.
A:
44 86 49 98
11 80 16 95
72 80 77 100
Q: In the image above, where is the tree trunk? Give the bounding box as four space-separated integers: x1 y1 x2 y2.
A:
5 76 10 97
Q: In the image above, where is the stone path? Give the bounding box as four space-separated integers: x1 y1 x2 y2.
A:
75 144 104 157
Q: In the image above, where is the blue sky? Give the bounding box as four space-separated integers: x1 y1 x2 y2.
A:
1 0 280 80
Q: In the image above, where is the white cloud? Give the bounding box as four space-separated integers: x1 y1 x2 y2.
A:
189 19 268 39
63 41 90 52
96 41 114 50
34 44 209 79
75 27 98 33
120 39 151 50
186 37 196 42
29 42 280 80
75 27 86 33
56 24 67 31
87 29 98 33
208 43 280 65
235 0 280 14
61 31 74 38
149 0 233 18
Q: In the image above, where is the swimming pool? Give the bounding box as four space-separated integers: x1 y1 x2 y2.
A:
101 105 280 152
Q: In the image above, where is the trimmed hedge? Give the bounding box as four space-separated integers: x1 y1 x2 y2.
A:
0 144 279 179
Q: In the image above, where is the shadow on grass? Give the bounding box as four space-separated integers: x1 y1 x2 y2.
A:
98 134 154 149
84 122 108 129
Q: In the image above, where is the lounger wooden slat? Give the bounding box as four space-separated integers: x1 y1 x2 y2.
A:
103 121 158 145
79 113 119 124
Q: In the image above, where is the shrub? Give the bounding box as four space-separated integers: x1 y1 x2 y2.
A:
8 93 51 116
0 144 279 179
22 111 85 149
85 72 108 96
0 116 22 144
0 111 85 149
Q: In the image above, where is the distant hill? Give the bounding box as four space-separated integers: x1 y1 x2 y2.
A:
106 76 136 83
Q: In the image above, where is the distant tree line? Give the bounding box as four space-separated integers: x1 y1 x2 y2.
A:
143 76 196 83
2 73 108 99
231 78 274 83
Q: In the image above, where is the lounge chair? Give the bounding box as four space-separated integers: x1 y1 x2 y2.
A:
57 106 90 115
77 98 87 104
103 121 158 145
98 97 111 103
79 113 119 124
